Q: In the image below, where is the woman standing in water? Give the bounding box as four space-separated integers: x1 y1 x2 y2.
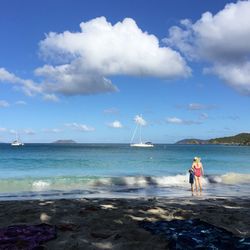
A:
192 157 204 192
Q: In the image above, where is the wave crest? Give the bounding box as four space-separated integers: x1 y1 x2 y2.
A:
0 172 249 194
219 173 250 185
32 180 51 191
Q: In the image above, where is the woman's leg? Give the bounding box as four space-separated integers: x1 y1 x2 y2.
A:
194 176 198 192
198 177 202 191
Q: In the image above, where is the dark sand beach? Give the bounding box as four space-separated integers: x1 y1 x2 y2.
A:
0 196 249 249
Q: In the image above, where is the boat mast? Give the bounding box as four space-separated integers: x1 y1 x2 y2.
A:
130 123 138 144
139 123 142 143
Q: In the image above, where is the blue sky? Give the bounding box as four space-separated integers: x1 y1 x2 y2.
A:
0 0 250 143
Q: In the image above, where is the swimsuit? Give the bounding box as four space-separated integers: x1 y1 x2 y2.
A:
194 164 201 177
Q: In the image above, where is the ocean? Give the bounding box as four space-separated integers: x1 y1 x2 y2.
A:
0 143 250 200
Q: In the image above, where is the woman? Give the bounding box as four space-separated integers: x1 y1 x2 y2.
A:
192 157 204 192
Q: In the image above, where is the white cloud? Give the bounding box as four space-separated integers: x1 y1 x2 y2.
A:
134 115 147 126
43 128 63 133
0 68 57 101
23 129 35 135
0 100 10 108
166 117 183 124
0 68 42 96
43 94 59 102
204 63 250 94
104 107 119 114
36 17 190 95
164 1 250 95
65 122 95 132
188 103 205 110
0 68 19 82
15 100 27 105
1 17 190 98
0 127 7 132
108 120 123 128
188 103 216 110
35 64 118 96
166 117 201 125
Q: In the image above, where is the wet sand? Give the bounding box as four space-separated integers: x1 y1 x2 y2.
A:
0 196 249 249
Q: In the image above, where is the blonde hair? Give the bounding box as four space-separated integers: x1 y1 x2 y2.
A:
193 157 201 163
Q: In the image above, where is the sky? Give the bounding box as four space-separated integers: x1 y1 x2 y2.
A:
0 0 250 143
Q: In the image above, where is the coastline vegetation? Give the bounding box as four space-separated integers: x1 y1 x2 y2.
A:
176 133 250 145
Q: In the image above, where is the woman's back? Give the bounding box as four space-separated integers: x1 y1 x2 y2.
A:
193 162 202 177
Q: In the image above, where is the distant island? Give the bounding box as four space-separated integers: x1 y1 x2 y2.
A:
52 140 77 144
175 139 208 145
176 133 250 146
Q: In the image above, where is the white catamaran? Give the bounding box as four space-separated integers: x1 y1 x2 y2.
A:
11 132 24 146
130 115 154 148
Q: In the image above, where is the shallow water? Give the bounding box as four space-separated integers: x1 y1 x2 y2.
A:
0 143 249 200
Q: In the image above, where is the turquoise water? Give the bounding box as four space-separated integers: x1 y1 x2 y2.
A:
0 143 250 200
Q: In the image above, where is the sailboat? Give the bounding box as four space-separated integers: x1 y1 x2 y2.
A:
11 132 24 146
130 115 154 148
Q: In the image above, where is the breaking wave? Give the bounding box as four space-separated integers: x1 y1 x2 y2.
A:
32 180 51 191
207 172 250 185
0 172 249 195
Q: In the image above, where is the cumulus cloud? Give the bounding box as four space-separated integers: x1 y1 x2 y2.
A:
0 127 7 132
134 115 147 126
108 120 123 128
65 122 95 132
166 117 201 125
164 0 250 94
1 17 190 99
204 63 250 94
0 100 10 108
36 17 190 95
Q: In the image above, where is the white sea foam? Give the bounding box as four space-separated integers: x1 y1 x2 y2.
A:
8 172 250 195
151 175 188 187
122 176 148 187
32 180 51 191
220 173 250 185
88 174 209 188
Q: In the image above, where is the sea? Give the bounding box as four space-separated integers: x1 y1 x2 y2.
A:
0 143 250 200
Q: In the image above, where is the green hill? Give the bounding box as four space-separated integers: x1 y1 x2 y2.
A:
209 133 250 145
175 133 250 145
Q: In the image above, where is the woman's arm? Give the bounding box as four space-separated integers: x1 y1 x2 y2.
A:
191 163 195 171
201 163 204 176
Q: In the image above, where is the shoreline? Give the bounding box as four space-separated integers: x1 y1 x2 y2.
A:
0 196 249 249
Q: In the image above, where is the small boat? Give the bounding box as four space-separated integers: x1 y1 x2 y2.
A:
11 133 24 146
130 115 154 148
130 142 154 148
